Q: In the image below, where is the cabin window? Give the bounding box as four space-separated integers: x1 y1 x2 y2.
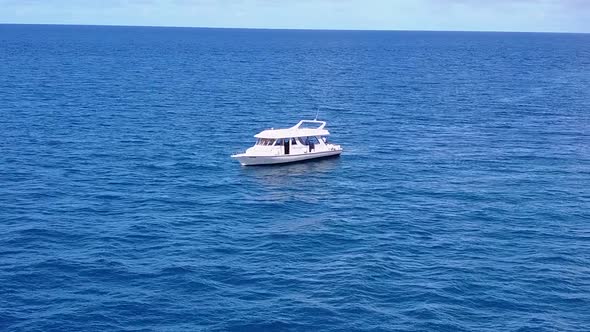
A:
275 139 283 145
257 139 275 146
305 136 319 145
291 138 298 145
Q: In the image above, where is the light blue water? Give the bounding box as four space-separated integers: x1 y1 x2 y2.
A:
1 25 589 331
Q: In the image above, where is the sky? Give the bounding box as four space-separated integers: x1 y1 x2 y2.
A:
1 0 589 33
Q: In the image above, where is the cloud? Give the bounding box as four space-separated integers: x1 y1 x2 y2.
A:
373 0 590 32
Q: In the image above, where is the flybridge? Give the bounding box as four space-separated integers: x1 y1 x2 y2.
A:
254 120 330 139
231 119 343 166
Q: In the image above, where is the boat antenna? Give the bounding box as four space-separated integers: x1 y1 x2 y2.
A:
314 107 320 121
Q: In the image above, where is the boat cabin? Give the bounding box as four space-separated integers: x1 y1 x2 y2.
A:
254 136 328 154
247 120 335 155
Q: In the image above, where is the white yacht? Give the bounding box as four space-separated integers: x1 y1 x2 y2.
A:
231 120 343 166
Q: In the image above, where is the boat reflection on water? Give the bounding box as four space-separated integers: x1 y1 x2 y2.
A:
240 156 341 188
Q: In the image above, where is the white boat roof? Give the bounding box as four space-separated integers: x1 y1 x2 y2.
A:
254 120 330 139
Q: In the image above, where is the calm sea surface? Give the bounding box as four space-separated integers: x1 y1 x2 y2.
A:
1 24 589 331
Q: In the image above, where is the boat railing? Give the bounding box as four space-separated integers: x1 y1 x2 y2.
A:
292 120 326 130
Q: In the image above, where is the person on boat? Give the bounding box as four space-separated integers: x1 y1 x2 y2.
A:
307 137 315 152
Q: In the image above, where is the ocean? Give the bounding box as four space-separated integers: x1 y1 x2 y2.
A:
1 24 589 331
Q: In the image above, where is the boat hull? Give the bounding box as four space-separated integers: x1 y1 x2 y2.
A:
232 150 342 166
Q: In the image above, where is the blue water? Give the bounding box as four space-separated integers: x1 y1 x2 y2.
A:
1 24 589 331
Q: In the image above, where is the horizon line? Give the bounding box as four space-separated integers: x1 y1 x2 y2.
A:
1 23 588 35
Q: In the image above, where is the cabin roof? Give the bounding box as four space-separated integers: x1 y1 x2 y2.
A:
253 120 330 139
254 128 330 139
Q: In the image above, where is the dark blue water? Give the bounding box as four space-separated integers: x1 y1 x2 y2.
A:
1 24 589 331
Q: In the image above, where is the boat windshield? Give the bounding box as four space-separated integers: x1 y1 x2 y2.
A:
304 136 320 144
256 138 275 146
